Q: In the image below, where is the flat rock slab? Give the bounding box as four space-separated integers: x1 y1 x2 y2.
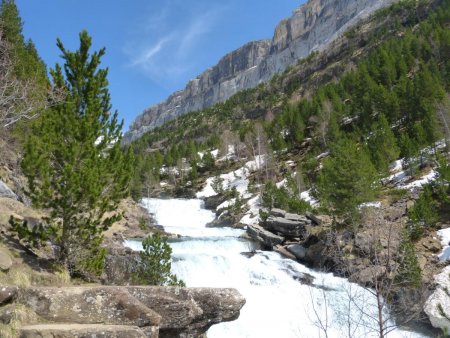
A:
19 324 156 338
0 248 13 271
247 224 284 248
0 285 18 305
18 287 161 327
263 216 306 237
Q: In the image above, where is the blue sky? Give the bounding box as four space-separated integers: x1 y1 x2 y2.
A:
16 0 301 130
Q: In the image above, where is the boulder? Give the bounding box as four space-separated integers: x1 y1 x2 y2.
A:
20 324 154 338
104 247 141 285
17 286 245 338
262 216 307 238
305 211 322 225
425 266 450 332
0 285 18 305
0 180 17 200
18 286 161 327
127 286 245 338
203 194 227 210
286 244 307 260
270 208 286 218
0 248 13 272
247 224 284 248
274 245 297 260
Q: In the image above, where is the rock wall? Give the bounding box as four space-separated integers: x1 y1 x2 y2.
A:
0 285 245 338
125 0 395 142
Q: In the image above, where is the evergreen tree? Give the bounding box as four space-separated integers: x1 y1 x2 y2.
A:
316 137 379 218
368 114 400 173
0 0 47 86
13 31 133 277
408 184 439 240
133 233 184 286
396 230 422 288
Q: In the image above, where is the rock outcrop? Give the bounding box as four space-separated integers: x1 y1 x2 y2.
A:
125 0 395 142
262 213 311 238
9 285 245 338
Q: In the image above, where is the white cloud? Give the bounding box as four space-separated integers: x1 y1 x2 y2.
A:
124 2 227 87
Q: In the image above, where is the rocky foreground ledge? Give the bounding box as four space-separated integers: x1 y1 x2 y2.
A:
0 285 245 338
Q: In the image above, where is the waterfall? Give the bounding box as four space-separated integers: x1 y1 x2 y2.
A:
125 198 429 338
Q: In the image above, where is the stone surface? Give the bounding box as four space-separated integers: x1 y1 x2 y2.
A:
286 244 307 260
19 324 152 338
425 266 450 331
262 215 307 238
104 246 141 285
124 0 395 142
18 286 162 327
274 245 297 260
270 208 286 218
247 224 284 248
16 286 245 338
127 286 245 338
0 248 13 271
0 179 17 200
0 285 18 305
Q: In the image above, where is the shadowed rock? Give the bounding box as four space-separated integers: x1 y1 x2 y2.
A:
247 224 284 248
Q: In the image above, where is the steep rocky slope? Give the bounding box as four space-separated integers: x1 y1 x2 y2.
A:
125 0 395 142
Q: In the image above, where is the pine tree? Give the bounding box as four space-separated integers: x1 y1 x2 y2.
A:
317 137 379 219
0 0 48 129
133 233 184 286
396 230 422 288
13 31 133 277
368 114 400 174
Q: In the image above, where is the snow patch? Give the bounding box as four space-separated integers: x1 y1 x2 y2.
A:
425 265 450 332
359 201 382 209
300 189 319 206
437 228 450 261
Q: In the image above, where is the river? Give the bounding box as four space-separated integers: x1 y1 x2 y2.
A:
125 198 429 338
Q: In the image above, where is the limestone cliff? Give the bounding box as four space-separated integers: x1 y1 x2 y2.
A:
125 0 395 142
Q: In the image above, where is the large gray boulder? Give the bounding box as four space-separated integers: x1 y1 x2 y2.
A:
128 287 245 338
247 224 284 248
262 215 309 238
286 244 307 260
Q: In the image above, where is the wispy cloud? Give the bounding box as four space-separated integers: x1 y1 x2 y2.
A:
130 34 174 67
124 2 227 88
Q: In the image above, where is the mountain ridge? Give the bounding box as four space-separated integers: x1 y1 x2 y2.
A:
125 0 395 142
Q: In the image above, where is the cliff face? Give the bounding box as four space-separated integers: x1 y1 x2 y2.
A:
125 0 394 142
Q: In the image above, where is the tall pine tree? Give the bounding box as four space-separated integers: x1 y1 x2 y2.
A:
14 31 133 277
316 137 379 219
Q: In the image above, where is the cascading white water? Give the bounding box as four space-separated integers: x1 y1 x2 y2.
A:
125 198 429 338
